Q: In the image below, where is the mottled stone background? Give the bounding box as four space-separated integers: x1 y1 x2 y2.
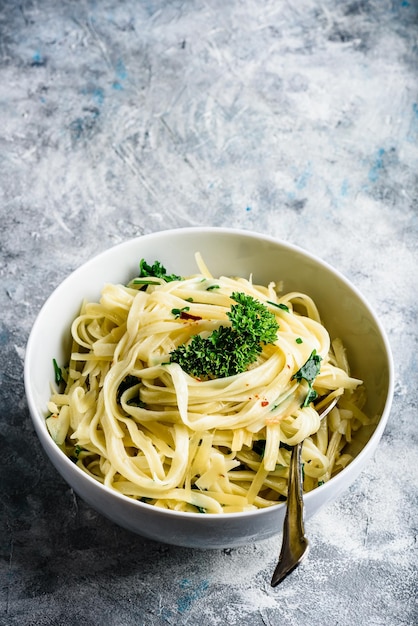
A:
0 1 417 625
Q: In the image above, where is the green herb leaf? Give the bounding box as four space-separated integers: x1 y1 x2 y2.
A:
196 506 206 514
169 292 279 379
138 259 181 283
304 386 318 405
292 350 322 407
293 350 322 385
228 292 279 346
267 301 289 312
53 358 64 386
172 306 190 319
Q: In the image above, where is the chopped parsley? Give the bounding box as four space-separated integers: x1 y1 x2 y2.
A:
267 301 289 312
292 349 322 407
139 259 181 282
169 292 279 379
52 358 64 386
132 259 182 286
172 306 190 319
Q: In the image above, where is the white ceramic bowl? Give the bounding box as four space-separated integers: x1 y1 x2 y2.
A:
24 227 394 549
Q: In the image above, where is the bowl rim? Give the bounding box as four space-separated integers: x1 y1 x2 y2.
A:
24 226 395 521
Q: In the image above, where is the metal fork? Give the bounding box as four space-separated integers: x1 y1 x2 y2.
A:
271 396 339 586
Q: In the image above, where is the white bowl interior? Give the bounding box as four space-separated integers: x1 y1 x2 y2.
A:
24 228 393 548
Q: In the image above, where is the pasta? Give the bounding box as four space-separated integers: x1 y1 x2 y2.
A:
46 254 374 514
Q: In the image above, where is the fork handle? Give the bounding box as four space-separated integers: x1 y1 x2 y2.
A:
271 442 309 586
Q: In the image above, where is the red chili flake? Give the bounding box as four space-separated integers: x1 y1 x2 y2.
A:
180 311 202 321
261 401 269 407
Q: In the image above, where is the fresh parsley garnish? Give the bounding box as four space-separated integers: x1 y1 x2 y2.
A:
169 292 279 379
292 349 322 407
172 306 190 319
267 301 289 312
138 259 181 283
53 358 64 386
